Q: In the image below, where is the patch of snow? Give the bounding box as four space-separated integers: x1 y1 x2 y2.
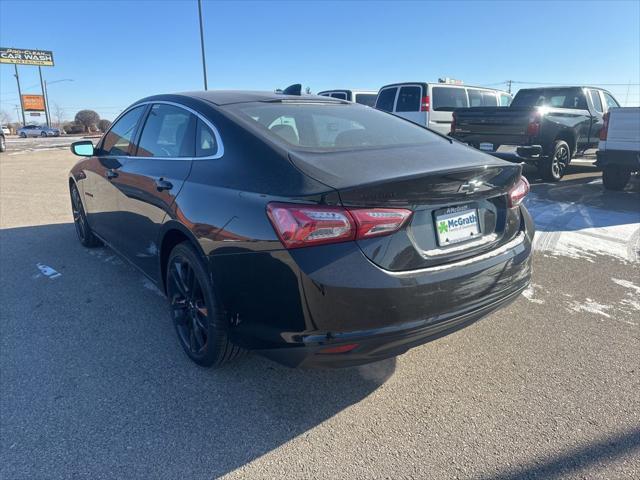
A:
567 298 612 318
522 283 545 304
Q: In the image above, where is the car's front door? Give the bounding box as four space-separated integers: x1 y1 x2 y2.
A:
86 105 147 244
107 102 197 278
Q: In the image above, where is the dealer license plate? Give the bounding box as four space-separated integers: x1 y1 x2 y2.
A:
435 208 481 246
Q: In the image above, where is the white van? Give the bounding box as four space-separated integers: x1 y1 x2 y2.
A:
375 82 512 135
317 90 378 107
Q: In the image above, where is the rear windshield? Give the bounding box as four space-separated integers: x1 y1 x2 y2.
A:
354 93 377 107
227 102 440 151
511 88 588 109
431 87 469 111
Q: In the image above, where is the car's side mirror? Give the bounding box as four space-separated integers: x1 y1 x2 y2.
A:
71 140 95 157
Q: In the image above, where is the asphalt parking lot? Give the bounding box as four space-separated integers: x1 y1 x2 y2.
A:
1 142 639 479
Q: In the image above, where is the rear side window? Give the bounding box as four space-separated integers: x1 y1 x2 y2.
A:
196 119 218 157
395 86 421 112
603 92 619 110
354 93 377 107
467 89 498 107
137 104 196 158
375 87 397 112
589 89 603 113
431 87 469 111
101 106 145 156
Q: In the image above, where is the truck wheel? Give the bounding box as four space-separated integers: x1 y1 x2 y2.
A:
540 140 570 182
602 166 631 191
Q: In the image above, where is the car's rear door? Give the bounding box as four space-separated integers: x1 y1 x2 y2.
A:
394 84 426 126
586 88 605 145
107 102 198 278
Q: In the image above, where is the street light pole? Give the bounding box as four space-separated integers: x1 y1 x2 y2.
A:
197 0 208 90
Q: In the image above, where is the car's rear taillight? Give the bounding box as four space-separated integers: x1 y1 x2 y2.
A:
348 208 413 239
267 203 412 249
508 176 530 207
421 95 430 112
600 112 609 141
526 112 541 137
450 112 457 134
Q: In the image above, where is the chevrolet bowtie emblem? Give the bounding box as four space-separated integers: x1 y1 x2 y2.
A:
459 181 481 194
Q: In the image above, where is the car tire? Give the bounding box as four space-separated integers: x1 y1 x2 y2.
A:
166 242 243 367
41 132 47 137
540 140 571 182
70 183 101 247
0 136 5 152
602 166 631 191
19 132 26 138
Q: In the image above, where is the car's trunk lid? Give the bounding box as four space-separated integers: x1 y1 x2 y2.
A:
288 141 523 270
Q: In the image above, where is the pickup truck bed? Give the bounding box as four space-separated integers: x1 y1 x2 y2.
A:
451 87 617 182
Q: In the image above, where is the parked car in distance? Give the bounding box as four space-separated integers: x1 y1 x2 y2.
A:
317 89 378 107
375 82 511 135
1 125 10 135
596 107 640 190
69 90 533 369
17 124 61 138
451 86 620 181
0 130 5 152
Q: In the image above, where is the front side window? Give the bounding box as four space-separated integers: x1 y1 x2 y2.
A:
431 87 469 111
395 86 421 112
468 89 498 107
228 102 441 151
136 104 196 158
603 92 620 110
101 105 145 156
375 87 397 112
588 89 603 113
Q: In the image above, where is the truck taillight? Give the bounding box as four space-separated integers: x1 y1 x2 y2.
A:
266 203 412 249
450 112 457 134
526 113 541 137
508 176 530 207
600 112 609 141
421 96 430 112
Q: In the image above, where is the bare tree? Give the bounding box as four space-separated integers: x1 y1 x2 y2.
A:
97 119 112 133
52 103 66 128
0 110 10 125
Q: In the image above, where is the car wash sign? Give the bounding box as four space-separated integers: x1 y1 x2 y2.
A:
0 47 55 66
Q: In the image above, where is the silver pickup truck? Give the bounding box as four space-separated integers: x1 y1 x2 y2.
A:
596 107 640 190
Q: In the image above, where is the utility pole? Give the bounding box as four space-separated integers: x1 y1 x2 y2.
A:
38 66 51 127
507 80 512 94
197 0 208 90
13 64 26 126
43 80 52 127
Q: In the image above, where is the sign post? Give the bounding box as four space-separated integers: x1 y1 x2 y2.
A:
13 65 26 127
37 67 50 127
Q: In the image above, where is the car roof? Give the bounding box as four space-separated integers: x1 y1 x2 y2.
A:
165 90 346 106
379 82 510 93
317 89 378 94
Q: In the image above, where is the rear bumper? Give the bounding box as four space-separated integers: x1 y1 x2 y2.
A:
596 149 640 170
247 208 534 368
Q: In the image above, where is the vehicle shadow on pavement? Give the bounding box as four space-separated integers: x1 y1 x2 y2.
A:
483 426 640 480
0 222 395 479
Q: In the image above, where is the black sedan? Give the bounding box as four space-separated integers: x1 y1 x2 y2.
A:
69 90 534 368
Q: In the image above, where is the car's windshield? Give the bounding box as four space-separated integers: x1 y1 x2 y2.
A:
227 101 441 150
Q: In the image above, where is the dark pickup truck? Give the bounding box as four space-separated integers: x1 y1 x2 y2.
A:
450 86 621 181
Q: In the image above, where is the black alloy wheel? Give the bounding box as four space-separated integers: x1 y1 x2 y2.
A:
166 242 243 367
541 140 570 182
70 183 100 247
